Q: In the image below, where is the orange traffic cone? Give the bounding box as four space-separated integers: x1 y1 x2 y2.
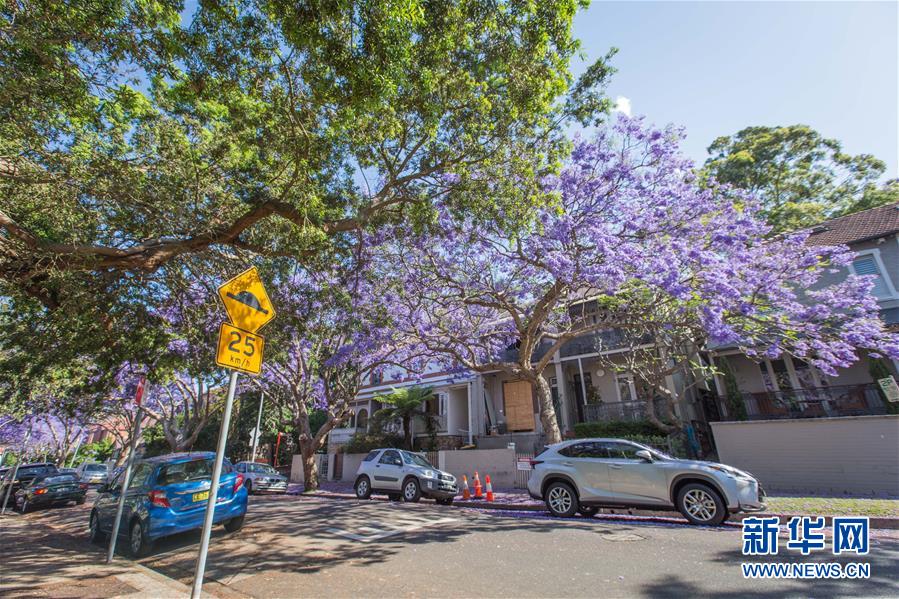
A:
485 474 494 502
462 475 471 500
473 471 483 499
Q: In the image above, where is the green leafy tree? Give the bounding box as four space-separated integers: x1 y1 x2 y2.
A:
703 125 896 232
372 386 436 450
1 0 615 422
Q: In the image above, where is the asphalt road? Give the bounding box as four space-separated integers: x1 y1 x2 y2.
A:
6 492 899 598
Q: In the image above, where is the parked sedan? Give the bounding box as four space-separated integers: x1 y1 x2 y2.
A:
15 473 87 513
76 462 108 485
89 452 248 557
0 463 59 507
353 448 457 504
235 462 288 494
527 438 766 525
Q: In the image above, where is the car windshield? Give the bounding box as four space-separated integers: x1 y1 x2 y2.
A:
158 459 214 485
401 451 432 468
85 464 106 472
250 464 277 474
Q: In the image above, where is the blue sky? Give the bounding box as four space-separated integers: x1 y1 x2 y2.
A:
573 1 898 178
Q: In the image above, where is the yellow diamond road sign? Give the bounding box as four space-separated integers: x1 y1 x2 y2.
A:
218 267 275 333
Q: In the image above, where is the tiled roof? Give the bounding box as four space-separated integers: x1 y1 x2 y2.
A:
805 203 899 246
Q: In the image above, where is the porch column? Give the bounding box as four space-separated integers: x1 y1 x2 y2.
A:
709 355 726 396
554 357 573 432
577 358 588 406
466 380 474 445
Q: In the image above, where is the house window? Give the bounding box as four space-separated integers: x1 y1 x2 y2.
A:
852 255 892 299
370 371 383 385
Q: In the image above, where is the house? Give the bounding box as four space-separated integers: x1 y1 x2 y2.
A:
708 203 899 421
328 204 899 455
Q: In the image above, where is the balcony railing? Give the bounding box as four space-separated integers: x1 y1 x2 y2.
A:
581 398 667 423
717 384 890 421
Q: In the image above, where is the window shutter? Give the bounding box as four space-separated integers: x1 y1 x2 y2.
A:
853 256 890 298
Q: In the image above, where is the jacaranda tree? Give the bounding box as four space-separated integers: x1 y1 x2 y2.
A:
384 116 899 442
256 249 428 491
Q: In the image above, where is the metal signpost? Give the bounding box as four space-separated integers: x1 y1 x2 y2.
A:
106 377 146 563
68 434 85 469
1 429 31 515
250 392 264 463
192 267 274 599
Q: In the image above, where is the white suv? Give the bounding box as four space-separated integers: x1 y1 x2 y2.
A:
354 449 458 505
527 438 766 525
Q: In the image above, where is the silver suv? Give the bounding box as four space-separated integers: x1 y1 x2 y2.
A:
527 438 766 525
354 449 458 505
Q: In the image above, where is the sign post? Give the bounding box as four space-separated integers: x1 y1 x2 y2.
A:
106 377 146 563
1 429 31 515
68 434 86 469
192 267 274 599
250 392 264 463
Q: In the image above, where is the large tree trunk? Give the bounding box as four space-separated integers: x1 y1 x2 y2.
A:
533 373 562 445
403 414 413 449
298 438 319 492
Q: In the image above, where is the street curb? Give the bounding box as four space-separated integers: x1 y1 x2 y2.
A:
300 491 899 529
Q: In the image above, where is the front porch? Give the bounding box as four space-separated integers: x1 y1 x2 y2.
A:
711 352 898 421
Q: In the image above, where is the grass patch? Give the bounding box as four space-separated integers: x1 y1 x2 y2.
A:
766 496 899 518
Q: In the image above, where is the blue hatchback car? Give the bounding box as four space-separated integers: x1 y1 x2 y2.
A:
89 452 248 557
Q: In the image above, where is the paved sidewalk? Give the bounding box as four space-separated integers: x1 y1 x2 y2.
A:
0 513 204 598
292 481 899 529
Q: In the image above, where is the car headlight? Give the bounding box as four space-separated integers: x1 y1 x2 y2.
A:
707 464 753 480
421 470 436 479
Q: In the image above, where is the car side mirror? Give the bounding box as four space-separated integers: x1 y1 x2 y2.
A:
635 450 653 463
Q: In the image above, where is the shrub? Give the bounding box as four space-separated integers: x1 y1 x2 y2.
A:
573 420 660 438
341 433 405 454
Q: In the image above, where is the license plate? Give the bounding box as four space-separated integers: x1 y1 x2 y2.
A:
192 491 210 502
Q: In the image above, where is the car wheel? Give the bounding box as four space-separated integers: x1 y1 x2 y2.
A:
677 483 726 526
402 478 421 503
127 520 153 558
89 511 106 544
76 496 86 505
245 480 254 495
224 515 245 532
578 506 599 518
544 481 578 518
18 498 30 514
354 475 372 500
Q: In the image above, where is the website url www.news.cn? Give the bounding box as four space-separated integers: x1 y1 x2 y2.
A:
742 562 870 579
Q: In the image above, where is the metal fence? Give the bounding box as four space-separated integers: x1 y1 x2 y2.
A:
581 397 669 423
718 384 889 421
514 451 534 489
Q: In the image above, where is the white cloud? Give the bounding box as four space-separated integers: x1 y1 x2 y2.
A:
614 96 632 117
